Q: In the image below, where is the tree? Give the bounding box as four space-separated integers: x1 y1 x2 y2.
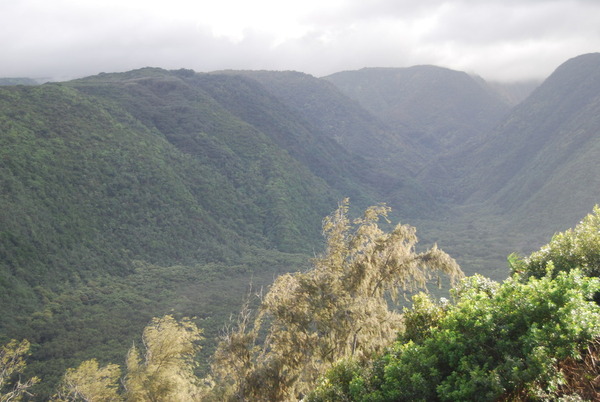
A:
510 205 600 278
0 339 39 402
53 359 121 402
55 315 207 402
211 200 463 401
125 315 206 401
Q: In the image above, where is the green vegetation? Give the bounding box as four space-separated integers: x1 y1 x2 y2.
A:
1 339 39 401
210 200 461 400
16 252 305 398
310 271 600 401
2 202 462 401
510 205 600 279
309 206 600 401
5 204 600 401
0 74 338 398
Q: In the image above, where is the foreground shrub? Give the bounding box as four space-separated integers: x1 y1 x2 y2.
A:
310 270 600 401
510 205 600 279
0 339 39 401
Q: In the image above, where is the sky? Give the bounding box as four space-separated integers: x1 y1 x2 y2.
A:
1 0 599 82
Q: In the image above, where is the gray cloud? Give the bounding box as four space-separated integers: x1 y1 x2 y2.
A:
1 0 599 82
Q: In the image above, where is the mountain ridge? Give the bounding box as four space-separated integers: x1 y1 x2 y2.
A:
323 65 511 154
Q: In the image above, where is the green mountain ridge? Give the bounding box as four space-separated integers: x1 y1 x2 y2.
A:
0 71 348 395
64 68 342 253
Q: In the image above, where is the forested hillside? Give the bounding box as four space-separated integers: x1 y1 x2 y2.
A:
0 77 38 86
1 53 599 400
0 70 349 396
323 65 511 154
0 72 343 283
214 70 439 217
464 53 600 232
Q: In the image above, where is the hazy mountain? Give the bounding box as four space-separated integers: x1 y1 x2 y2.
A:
323 65 511 155
484 79 540 106
465 52 600 233
322 66 516 204
0 77 38 86
212 70 441 217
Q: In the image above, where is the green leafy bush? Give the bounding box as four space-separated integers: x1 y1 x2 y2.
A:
511 205 600 279
310 270 600 401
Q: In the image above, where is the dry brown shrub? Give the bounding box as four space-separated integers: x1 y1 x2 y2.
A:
555 337 600 401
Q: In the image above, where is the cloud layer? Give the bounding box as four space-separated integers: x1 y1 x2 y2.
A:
1 0 599 81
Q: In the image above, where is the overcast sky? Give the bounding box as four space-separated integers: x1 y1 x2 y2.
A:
1 0 599 82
